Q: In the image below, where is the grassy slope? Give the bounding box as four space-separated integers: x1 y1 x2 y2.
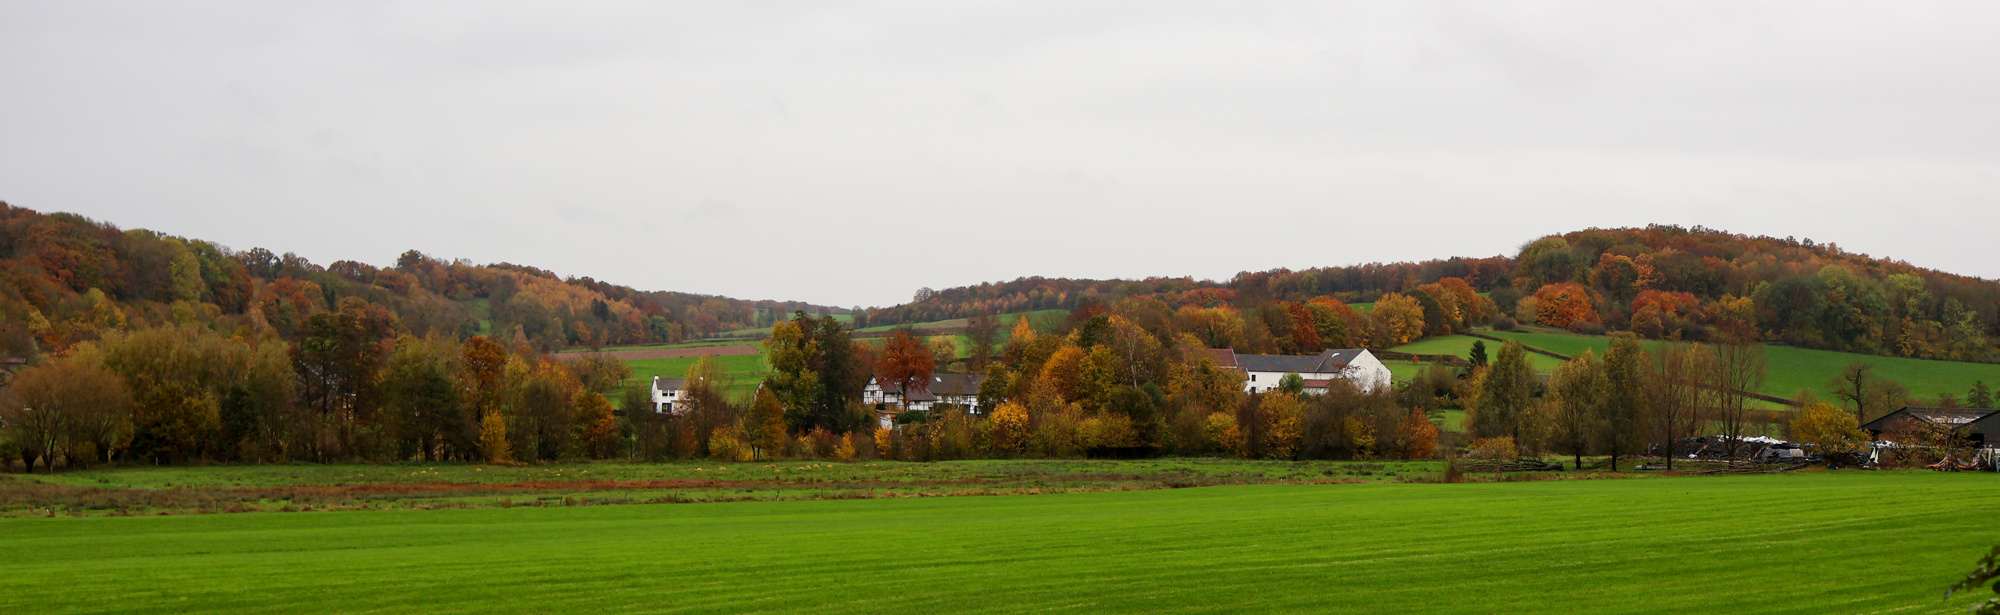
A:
624 354 769 400
2 472 1993 614
1391 335 1567 372
1483 330 2000 402
708 309 1065 341
556 340 761 354
465 297 493 337
851 309 1069 334
592 310 1054 393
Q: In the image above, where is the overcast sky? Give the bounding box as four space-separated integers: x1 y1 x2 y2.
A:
4 2 1998 308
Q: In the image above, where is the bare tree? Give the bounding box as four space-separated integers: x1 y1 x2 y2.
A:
1711 338 1767 461
1829 361 1872 424
964 313 1001 372
1651 343 1714 470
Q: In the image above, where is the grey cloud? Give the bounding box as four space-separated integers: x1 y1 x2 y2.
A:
2 1 1997 308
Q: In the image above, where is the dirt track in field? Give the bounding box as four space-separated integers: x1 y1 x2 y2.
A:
551 344 760 362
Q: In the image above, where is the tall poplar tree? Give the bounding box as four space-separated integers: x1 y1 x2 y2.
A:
1471 340 1536 444
1594 335 1650 472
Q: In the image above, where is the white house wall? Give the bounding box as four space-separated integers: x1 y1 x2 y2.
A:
1237 350 1393 395
1340 351 1393 393
1243 371 1336 394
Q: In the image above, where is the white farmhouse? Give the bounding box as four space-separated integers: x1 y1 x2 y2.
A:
1209 348 1392 395
864 373 988 428
649 376 687 414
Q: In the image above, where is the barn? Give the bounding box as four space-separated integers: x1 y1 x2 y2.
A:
1860 407 2000 448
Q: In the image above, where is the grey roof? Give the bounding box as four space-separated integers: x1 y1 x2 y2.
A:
928 374 984 397
875 373 986 400
1235 349 1365 374
1861 407 1999 432
652 376 687 392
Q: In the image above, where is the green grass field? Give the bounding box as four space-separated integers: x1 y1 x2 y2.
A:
3 471 1993 613
0 460 1439 517
1390 334 1567 372
1481 330 2000 403
556 340 762 354
851 309 1070 334
1436 409 1465 432
624 354 770 399
466 297 493 337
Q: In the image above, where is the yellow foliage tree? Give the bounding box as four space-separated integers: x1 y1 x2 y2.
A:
988 401 1030 455
874 427 896 459
835 433 858 460
1371 293 1427 346
479 410 512 463
1789 400 1870 456
743 388 788 459
1038 345 1088 403
708 425 754 461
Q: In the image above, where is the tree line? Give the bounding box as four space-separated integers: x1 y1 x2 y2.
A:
861 225 2000 365
0 202 848 362
9 298 1987 471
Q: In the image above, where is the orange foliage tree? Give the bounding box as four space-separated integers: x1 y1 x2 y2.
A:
1630 290 1700 339
1282 301 1321 353
1533 283 1598 328
1396 409 1439 460
876 329 933 409
1371 293 1427 346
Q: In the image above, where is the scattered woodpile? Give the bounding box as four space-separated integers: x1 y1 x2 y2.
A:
1634 459 1812 475
1461 458 1565 473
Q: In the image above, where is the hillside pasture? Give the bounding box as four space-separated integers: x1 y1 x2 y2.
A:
1390 334 1566 372
556 340 761 354
851 309 1070 334
551 344 760 363
1482 330 2000 403
1 471 1992 613
622 354 770 400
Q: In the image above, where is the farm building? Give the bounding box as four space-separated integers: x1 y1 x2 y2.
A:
865 373 987 428
1208 348 1393 395
1860 407 2000 447
649 376 687 414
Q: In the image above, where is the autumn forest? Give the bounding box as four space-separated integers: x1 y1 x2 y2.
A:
2 201 1998 471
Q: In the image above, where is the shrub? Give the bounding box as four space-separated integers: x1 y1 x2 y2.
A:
873 427 896 459
835 433 858 461
926 409 976 460
987 402 1029 456
1489 316 1519 331
1397 410 1440 460
708 426 753 462
1080 413 1140 450
1028 406 1085 458
1469 436 1519 460
801 427 842 459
